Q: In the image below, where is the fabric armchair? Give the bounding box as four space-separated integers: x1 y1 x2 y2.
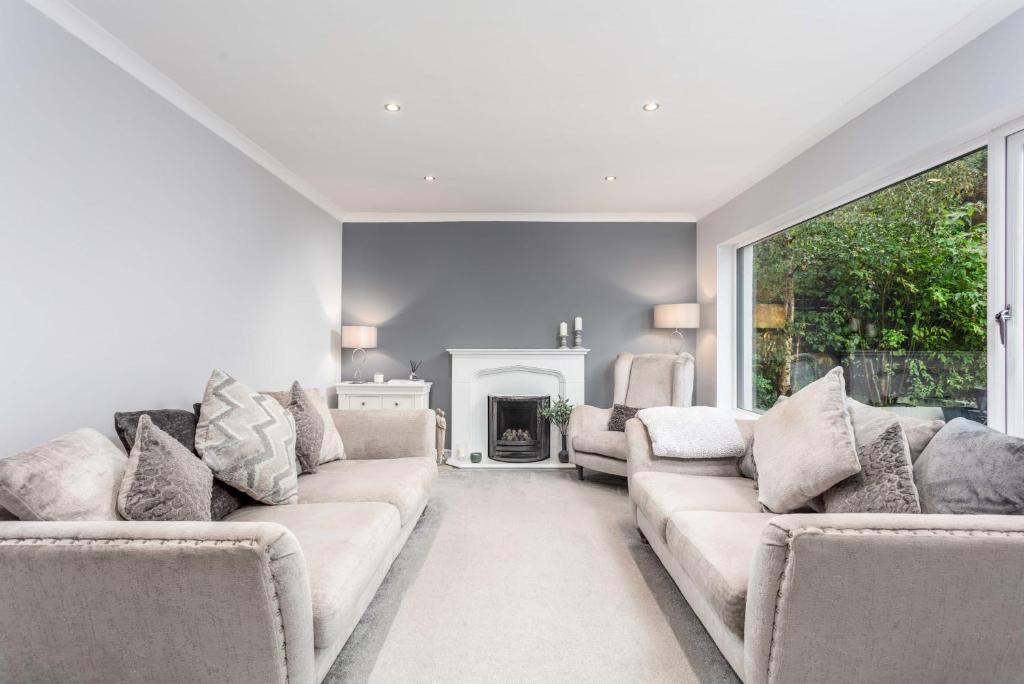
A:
569 351 694 479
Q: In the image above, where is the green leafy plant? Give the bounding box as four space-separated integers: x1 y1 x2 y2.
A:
540 396 574 435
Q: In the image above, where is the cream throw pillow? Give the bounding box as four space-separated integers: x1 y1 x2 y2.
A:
753 367 861 512
195 369 298 505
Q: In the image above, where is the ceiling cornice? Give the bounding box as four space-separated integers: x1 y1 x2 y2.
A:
25 0 348 224
342 212 697 224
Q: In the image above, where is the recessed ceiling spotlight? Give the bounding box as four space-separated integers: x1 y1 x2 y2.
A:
604 175 617 182
423 175 437 182
642 102 660 112
384 103 401 112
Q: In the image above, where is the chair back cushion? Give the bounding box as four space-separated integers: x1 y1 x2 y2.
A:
623 353 693 408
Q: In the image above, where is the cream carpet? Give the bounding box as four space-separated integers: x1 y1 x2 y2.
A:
326 468 739 683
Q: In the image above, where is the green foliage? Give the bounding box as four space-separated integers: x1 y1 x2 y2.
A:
540 396 574 434
751 149 987 410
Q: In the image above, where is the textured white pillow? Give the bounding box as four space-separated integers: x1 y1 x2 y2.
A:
753 367 861 512
195 369 298 505
637 406 745 460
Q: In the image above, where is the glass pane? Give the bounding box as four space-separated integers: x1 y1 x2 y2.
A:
738 148 989 423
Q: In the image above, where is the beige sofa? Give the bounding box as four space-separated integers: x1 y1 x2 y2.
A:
626 417 1024 684
568 351 694 479
0 408 438 684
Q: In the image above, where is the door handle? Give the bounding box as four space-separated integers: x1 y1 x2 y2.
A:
996 306 1012 345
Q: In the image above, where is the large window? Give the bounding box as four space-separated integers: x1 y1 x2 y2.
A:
737 149 989 423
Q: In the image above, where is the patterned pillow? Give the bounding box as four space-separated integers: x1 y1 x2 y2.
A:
0 429 126 521
118 415 213 521
607 404 639 432
115 407 246 520
263 383 345 467
824 422 920 514
195 369 298 505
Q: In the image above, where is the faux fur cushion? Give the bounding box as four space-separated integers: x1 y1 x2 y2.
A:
195 369 298 505
118 416 213 521
914 418 1024 514
846 398 944 463
115 406 245 520
824 422 920 514
637 406 745 460
754 367 861 512
0 428 126 521
607 404 639 432
264 383 345 466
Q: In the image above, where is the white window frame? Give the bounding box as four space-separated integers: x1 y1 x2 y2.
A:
717 116 1024 432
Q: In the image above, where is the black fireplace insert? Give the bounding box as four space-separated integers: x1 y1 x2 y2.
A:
488 395 550 463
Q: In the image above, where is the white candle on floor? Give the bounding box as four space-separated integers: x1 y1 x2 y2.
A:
574 316 582 331
559 321 567 336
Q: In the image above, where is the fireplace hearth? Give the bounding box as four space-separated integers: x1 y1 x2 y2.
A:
488 395 550 462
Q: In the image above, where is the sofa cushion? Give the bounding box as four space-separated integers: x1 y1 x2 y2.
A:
847 398 943 463
606 404 639 432
572 431 629 461
754 367 861 512
225 502 400 648
623 354 678 408
0 428 126 521
117 416 213 521
666 511 775 637
264 384 345 466
630 471 760 542
824 422 920 514
298 456 436 525
195 369 298 505
914 418 1024 514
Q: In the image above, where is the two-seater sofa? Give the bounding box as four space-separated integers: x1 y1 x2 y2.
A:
624 417 1024 684
0 408 439 684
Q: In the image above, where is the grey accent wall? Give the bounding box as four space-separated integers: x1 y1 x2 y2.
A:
343 221 696 443
695 7 1024 405
0 3 342 455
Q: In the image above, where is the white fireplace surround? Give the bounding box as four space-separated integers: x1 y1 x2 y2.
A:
447 348 588 468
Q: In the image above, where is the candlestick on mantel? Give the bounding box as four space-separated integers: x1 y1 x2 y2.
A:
574 316 582 331
559 321 568 336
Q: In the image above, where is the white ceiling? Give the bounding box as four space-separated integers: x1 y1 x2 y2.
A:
55 0 1024 219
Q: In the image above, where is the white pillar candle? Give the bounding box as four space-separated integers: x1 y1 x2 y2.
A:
559 321 568 336
574 316 582 331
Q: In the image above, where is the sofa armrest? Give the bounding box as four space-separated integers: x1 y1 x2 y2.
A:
566 405 613 465
0 520 314 684
331 408 436 460
624 418 741 482
744 513 1024 684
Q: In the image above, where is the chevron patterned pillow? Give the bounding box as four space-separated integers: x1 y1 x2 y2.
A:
195 369 298 505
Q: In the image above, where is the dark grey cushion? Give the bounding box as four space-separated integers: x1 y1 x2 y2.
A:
914 418 1024 514
114 407 245 520
117 415 213 521
824 422 920 514
607 404 639 432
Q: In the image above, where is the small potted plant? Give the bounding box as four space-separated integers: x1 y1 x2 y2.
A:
540 396 574 463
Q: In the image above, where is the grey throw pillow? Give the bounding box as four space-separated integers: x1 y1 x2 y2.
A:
824 422 920 514
753 367 861 513
846 398 944 463
195 369 298 505
115 406 246 520
118 415 213 521
607 404 639 432
264 382 345 467
914 418 1024 514
0 428 126 521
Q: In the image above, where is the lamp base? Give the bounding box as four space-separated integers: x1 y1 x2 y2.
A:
671 329 685 354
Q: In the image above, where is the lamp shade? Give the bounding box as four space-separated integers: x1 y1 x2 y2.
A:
654 303 700 329
341 325 377 349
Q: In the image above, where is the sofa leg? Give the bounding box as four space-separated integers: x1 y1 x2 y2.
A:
576 465 584 481
638 528 649 545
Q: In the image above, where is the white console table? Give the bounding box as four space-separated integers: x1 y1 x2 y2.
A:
335 381 432 410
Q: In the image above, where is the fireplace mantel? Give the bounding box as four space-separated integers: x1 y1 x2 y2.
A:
447 348 588 468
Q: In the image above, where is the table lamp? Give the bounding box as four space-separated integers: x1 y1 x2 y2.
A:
654 303 700 353
341 325 377 383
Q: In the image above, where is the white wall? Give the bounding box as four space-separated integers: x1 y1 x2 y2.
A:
0 3 342 455
695 8 1024 406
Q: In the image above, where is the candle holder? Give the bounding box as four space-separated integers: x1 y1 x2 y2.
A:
573 330 583 349
557 334 569 349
